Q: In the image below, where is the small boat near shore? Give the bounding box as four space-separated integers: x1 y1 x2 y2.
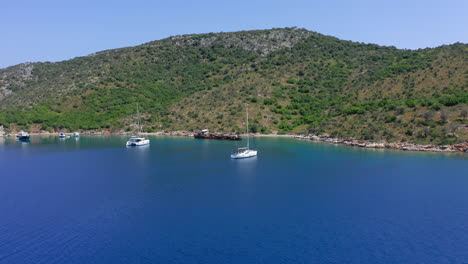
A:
72 132 80 137
16 130 30 141
59 132 66 138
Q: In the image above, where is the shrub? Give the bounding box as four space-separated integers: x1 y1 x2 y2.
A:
405 99 416 108
439 95 459 106
431 104 441 111
384 115 397 123
422 111 434 122
460 109 468 119
343 106 365 115
263 98 276 105
440 110 449 123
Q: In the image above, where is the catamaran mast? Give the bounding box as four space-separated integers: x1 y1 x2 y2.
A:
137 103 140 134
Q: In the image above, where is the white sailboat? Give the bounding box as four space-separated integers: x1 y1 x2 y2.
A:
231 105 257 159
126 103 150 147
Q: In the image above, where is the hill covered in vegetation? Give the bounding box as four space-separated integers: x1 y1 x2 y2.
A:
0 28 466 145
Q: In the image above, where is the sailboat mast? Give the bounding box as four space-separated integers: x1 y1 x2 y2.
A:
246 104 249 150
137 103 140 134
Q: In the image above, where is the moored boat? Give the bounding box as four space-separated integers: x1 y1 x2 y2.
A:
126 103 150 147
231 147 257 159
231 105 258 159
16 130 30 140
126 136 150 146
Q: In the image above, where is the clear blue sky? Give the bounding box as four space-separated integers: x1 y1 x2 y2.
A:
1 0 467 69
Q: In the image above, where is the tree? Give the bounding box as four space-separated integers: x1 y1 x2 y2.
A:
249 123 258 133
423 127 430 137
449 124 459 134
460 109 468 119
422 111 434 122
440 110 449 123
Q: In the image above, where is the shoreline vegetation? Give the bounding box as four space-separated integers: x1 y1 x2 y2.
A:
0 28 466 148
1 130 466 153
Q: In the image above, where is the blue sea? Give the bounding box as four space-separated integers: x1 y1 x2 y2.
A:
0 135 467 264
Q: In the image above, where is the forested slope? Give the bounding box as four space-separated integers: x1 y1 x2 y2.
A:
0 28 466 144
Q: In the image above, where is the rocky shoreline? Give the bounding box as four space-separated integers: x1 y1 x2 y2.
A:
294 134 468 153
1 128 466 153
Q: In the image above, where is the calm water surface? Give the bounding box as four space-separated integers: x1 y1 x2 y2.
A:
0 135 467 264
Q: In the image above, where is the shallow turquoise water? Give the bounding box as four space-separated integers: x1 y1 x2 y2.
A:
0 135 467 263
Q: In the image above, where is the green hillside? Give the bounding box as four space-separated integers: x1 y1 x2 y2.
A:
0 28 466 145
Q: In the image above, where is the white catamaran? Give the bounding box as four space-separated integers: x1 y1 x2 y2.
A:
126 103 150 147
231 105 257 159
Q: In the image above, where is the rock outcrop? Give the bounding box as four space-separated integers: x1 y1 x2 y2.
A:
296 134 467 153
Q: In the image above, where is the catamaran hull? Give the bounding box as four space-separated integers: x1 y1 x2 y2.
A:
126 140 150 146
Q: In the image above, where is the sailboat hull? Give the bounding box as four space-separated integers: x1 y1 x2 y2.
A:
231 149 257 159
